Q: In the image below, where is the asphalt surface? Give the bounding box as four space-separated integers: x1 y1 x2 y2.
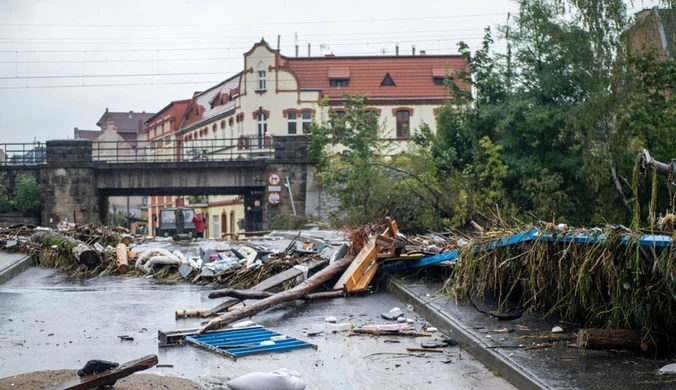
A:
0 266 515 390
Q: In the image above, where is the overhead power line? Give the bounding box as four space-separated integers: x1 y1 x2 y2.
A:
0 13 509 28
0 71 229 80
0 28 487 42
0 80 225 90
0 37 483 54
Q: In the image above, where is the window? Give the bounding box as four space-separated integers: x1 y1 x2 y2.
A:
433 77 445 86
230 210 235 233
258 71 266 91
336 111 346 119
365 110 378 135
287 112 297 134
212 124 217 132
302 111 312 133
381 73 396 86
330 79 349 87
396 110 410 138
213 215 219 239
257 112 267 148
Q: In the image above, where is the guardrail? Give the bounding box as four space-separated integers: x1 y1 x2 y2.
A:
93 136 279 163
0 143 46 166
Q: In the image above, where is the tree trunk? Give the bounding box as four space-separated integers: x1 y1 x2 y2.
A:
208 288 345 301
576 328 663 351
73 244 101 269
116 243 129 274
202 259 328 317
196 256 354 335
32 232 101 269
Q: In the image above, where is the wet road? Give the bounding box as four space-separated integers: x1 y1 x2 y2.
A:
0 267 515 389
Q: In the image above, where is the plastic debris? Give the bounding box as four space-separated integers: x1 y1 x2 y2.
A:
232 320 256 328
426 327 439 333
226 368 306 390
325 316 337 323
551 326 563 333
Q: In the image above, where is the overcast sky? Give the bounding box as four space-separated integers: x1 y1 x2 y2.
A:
0 0 660 144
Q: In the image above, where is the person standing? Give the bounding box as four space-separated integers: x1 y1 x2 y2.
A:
247 200 264 232
192 210 206 239
174 205 185 234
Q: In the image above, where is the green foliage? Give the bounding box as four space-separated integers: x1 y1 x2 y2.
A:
312 0 676 231
13 175 40 216
107 208 127 228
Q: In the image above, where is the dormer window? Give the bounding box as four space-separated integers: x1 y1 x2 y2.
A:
257 71 266 91
433 77 445 86
328 68 350 87
330 79 349 87
381 73 395 86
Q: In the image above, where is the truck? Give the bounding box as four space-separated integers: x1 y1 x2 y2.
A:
155 207 196 237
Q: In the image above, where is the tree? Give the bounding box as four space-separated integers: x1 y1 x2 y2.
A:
13 175 40 216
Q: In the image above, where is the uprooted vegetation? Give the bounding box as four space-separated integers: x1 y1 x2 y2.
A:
447 223 676 347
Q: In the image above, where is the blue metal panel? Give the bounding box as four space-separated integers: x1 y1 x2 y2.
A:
381 228 674 272
186 326 316 360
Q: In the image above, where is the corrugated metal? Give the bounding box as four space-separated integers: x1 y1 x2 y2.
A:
186 326 316 360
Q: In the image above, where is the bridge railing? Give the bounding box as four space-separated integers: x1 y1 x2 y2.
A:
93 136 278 163
0 142 46 166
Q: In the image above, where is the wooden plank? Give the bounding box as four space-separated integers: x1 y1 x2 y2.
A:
333 239 377 291
202 259 328 317
349 260 379 292
385 217 399 238
46 355 158 390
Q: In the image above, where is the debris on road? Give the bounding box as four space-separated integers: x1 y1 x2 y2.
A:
46 354 158 390
226 368 306 390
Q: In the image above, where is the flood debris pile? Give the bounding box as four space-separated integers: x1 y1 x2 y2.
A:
448 223 676 349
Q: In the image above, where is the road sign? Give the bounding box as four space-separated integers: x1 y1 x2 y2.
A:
268 192 281 205
268 173 281 186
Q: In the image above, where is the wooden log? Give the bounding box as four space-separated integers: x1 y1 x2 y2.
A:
121 234 133 246
116 243 129 274
72 243 101 269
576 328 655 351
201 259 328 317
197 256 354 335
31 232 101 269
208 288 345 301
176 309 212 318
46 354 158 390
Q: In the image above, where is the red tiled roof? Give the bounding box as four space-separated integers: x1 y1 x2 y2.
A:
145 99 191 125
285 55 467 101
328 68 351 79
179 73 241 133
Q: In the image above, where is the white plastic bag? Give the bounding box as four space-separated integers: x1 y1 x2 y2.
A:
226 368 305 390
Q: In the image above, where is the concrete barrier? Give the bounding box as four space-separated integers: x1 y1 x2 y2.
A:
0 255 34 284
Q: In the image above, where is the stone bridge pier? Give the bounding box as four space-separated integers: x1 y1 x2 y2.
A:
2 136 313 230
41 140 100 226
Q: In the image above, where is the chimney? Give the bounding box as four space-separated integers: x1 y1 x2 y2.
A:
74 127 79 138
308 43 311 57
420 50 426 55
295 45 299 57
128 110 133 119
412 45 416 56
396 44 399 56
106 108 108 113
277 35 280 50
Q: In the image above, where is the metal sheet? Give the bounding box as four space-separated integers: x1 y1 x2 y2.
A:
185 326 316 360
381 228 674 272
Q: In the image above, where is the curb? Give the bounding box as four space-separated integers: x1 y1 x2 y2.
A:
386 276 548 390
0 256 34 285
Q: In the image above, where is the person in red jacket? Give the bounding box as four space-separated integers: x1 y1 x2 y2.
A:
192 210 206 239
